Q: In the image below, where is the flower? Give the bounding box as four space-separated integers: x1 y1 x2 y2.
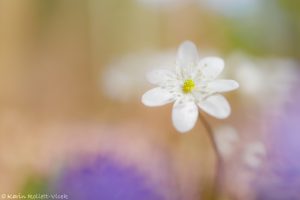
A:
54 155 164 200
243 142 266 168
214 125 239 157
227 52 297 110
141 41 239 133
254 74 300 199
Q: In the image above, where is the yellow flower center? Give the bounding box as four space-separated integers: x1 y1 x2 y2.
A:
182 79 195 93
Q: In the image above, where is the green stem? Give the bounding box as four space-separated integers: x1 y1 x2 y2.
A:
199 114 223 200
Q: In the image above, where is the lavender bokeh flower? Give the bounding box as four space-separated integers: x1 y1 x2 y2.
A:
254 72 300 200
53 155 164 200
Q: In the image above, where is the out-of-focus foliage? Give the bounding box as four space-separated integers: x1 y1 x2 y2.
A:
20 176 49 200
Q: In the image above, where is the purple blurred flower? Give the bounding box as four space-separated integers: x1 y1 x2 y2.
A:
254 73 300 200
53 155 164 200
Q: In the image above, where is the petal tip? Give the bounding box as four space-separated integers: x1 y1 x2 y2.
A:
172 101 198 133
198 95 231 119
141 93 150 106
176 40 199 66
228 80 240 91
198 57 225 79
141 87 174 107
216 108 231 119
180 40 196 47
231 80 240 89
234 81 240 89
173 124 193 133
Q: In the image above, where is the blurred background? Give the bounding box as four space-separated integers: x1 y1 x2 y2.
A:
0 0 299 199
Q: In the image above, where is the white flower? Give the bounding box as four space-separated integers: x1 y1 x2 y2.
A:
141 41 239 133
243 142 266 168
228 52 297 111
214 125 239 157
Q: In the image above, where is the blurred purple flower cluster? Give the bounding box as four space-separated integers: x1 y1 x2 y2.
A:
254 72 300 200
54 155 164 200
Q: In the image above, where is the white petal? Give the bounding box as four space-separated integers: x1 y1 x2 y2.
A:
198 95 230 119
243 142 265 168
214 126 239 157
198 57 224 79
146 69 176 85
207 80 239 93
172 100 198 133
142 87 174 107
176 41 199 67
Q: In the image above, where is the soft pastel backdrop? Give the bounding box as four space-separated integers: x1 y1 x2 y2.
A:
0 0 299 199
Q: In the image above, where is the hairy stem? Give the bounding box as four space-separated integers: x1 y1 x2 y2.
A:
199 114 223 200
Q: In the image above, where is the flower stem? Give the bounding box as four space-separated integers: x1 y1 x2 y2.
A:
199 114 223 200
